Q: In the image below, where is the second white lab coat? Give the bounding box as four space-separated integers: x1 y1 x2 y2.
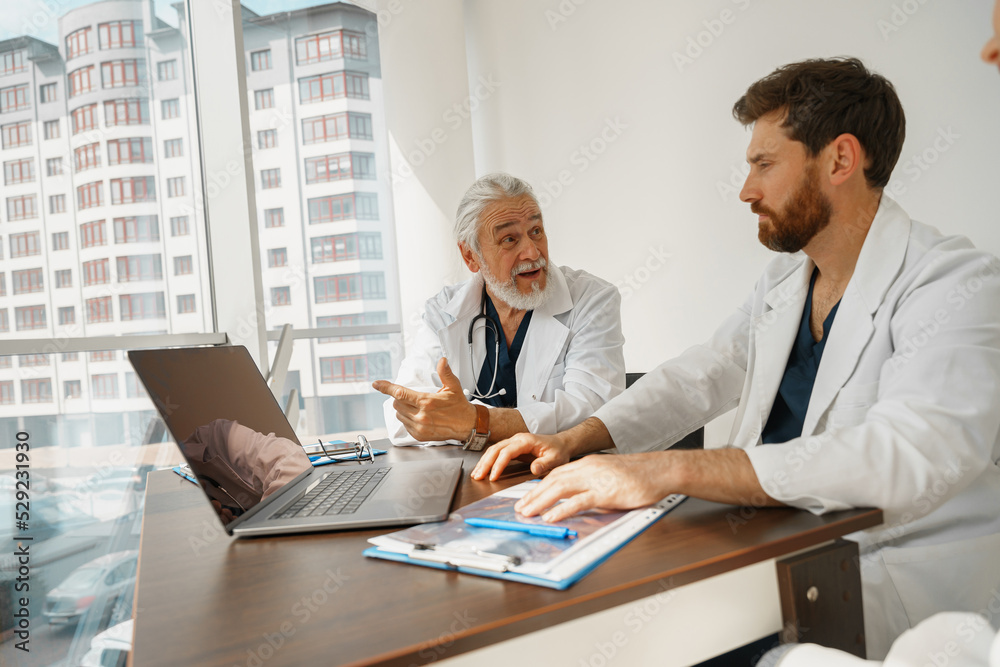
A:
593 196 1000 658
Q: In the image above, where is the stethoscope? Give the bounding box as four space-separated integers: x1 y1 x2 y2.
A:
465 286 507 401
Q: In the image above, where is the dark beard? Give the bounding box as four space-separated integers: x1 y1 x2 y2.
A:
752 164 832 253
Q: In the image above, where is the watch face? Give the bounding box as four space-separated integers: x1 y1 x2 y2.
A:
463 433 489 451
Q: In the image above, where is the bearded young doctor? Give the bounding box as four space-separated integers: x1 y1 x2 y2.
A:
373 173 625 449
474 58 1000 659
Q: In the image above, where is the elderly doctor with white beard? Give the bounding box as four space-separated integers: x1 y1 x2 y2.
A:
373 173 625 450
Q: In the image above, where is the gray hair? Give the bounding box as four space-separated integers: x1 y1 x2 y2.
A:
454 173 540 254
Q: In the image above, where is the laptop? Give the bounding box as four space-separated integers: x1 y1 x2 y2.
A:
128 345 462 537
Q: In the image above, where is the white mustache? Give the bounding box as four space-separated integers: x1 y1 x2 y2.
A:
511 257 547 279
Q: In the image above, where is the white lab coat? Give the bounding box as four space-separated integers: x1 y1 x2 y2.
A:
385 264 626 446
593 196 1000 658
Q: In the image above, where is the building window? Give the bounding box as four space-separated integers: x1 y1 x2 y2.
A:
313 272 385 303
65 380 81 399
71 104 97 134
62 352 77 362
1 49 28 75
80 220 106 248
44 119 60 139
257 129 276 149
250 50 272 71
298 71 369 104
22 379 53 404
46 157 64 176
311 232 382 263
304 152 375 183
91 349 115 360
166 176 185 197
15 305 46 331
66 27 93 60
162 98 180 119
164 138 183 157
6 195 37 221
157 59 177 81
317 311 388 343
91 374 119 399
260 168 280 189
50 195 67 214
0 309 7 333
0 275 4 296
101 59 144 89
126 372 144 398
264 208 284 228
77 181 103 210
295 30 367 64
99 20 142 49
86 296 113 323
110 176 156 204
267 248 287 268
170 215 190 236
4 158 34 185
107 137 152 164
174 255 193 275
302 111 373 144
114 216 159 243
105 98 148 126
18 354 51 367
0 83 30 113
68 65 95 97
0 381 12 404
271 286 291 306
10 231 41 258
307 192 378 224
52 231 69 249
83 258 111 285
177 294 196 314
119 292 166 320
58 305 75 323
12 268 44 294
39 82 57 104
55 271 73 289
2 120 31 148
74 142 101 171
117 254 163 282
320 353 390 384
254 89 274 110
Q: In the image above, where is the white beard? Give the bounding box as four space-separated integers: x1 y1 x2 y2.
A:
479 256 552 311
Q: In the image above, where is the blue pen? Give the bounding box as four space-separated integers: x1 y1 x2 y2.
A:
464 517 578 539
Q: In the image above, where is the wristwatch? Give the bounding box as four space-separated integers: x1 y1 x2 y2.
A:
463 404 491 451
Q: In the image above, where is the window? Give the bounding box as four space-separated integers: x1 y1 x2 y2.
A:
50 195 67 214
71 104 97 134
298 71 369 104
107 137 152 164
74 143 101 172
177 294 196 314
157 60 177 81
271 286 291 306
15 305 46 330
19 354 51 367
2 120 31 148
164 138 183 157
77 181 103 210
10 231 41 257
302 111 373 144
0 274 4 296
307 192 378 224
317 311 388 343
250 50 272 71
101 59 144 89
113 216 159 243
264 208 284 228
12 268 44 294
52 231 69 249
119 292 166 320
295 30 367 64
22 379 53 404
254 89 274 110
320 353 390 384
91 350 115 362
110 176 156 204
267 248 287 267
55 271 72 289
0 310 6 333
62 352 78 362
166 176 184 197
162 98 179 119
58 305 75 322
99 20 141 50
4 158 34 185
260 168 281 189
0 381 12 405
170 216 190 236
105 98 148 126
39 82 57 104
86 296 113 323
257 129 276 149
174 255 192 275
80 220 106 248
0 83 30 113
91 374 119 399
1 49 28 75
7 195 37 221
117 254 163 282
311 232 382 263
65 380 81 399
304 152 375 183
313 272 385 303
342 31 368 59
66 27 93 60
44 119 60 139
83 258 110 285
68 65 95 97
125 372 144 398
46 157 64 176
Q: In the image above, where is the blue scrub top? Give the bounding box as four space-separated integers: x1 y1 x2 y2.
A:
762 269 841 444
475 294 533 408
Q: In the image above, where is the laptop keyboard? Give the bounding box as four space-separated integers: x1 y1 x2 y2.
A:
272 467 390 519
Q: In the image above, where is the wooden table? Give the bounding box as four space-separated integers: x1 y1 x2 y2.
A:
131 445 882 666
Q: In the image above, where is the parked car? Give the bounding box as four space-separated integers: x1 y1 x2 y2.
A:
43 551 138 626
78 619 132 667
